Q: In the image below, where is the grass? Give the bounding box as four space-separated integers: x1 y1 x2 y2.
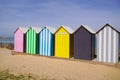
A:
0 69 56 80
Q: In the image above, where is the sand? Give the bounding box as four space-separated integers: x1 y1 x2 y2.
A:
0 48 120 80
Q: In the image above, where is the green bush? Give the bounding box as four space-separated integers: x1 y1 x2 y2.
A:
0 69 57 80
0 69 36 80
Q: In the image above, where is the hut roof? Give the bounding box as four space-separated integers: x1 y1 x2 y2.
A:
73 25 95 34
14 27 29 33
44 26 57 33
31 27 42 33
81 25 95 33
63 26 74 33
19 27 29 33
55 26 74 34
96 23 120 34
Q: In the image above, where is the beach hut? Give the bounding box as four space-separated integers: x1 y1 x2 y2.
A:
26 27 42 54
96 24 119 63
14 27 28 53
73 25 95 60
39 27 56 56
55 26 74 58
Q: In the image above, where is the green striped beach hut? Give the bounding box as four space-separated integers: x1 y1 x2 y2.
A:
26 27 42 54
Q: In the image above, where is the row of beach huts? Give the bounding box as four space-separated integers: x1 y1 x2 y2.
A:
14 24 120 63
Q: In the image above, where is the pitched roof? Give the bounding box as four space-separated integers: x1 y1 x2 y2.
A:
14 27 29 33
31 27 42 33
96 23 120 34
82 25 95 33
44 26 57 33
19 27 29 33
55 26 74 34
63 26 74 33
74 25 95 34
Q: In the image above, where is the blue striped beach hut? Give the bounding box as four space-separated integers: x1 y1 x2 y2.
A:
39 27 56 56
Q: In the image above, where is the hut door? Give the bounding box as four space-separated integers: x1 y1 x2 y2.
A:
60 36 69 58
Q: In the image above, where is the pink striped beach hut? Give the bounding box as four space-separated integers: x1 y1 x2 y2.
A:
14 27 28 52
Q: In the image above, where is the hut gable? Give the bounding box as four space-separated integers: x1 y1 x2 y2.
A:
31 27 42 33
55 26 73 34
63 26 74 34
74 25 95 34
96 23 119 34
44 27 56 33
14 27 29 34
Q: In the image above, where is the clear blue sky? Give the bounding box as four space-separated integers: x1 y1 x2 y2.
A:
0 0 120 37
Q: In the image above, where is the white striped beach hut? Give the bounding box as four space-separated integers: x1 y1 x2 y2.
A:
96 24 119 63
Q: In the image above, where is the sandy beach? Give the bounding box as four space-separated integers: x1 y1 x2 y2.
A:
0 48 120 80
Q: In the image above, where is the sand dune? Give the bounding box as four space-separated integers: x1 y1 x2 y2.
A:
0 48 120 80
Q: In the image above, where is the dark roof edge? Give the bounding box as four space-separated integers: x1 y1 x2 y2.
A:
96 23 120 34
73 25 95 34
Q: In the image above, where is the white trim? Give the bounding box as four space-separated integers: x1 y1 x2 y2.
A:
82 25 95 33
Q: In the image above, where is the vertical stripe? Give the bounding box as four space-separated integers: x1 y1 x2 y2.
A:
28 30 31 54
33 32 37 54
27 31 29 53
47 30 50 56
48 31 50 56
28 31 29 54
29 30 31 54
31 29 33 54
26 32 28 53
112 31 116 63
108 27 112 63
96 34 99 61
30 29 32 54
42 30 44 55
48 32 51 56
106 27 109 62
101 30 104 62
113 31 118 63
34 31 35 54
38 33 40 54
97 34 99 61
44 29 46 55
103 27 107 62
40 32 42 55
28 31 30 54
116 33 119 63
47 31 49 56
111 30 114 62
43 29 45 55
31 30 34 54
50 32 52 56
39 33 40 55
29 30 30 53
98 31 102 62
39 31 42 55
44 29 46 56
41 32 43 55
45 29 48 56
47 30 49 56
33 30 34 54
